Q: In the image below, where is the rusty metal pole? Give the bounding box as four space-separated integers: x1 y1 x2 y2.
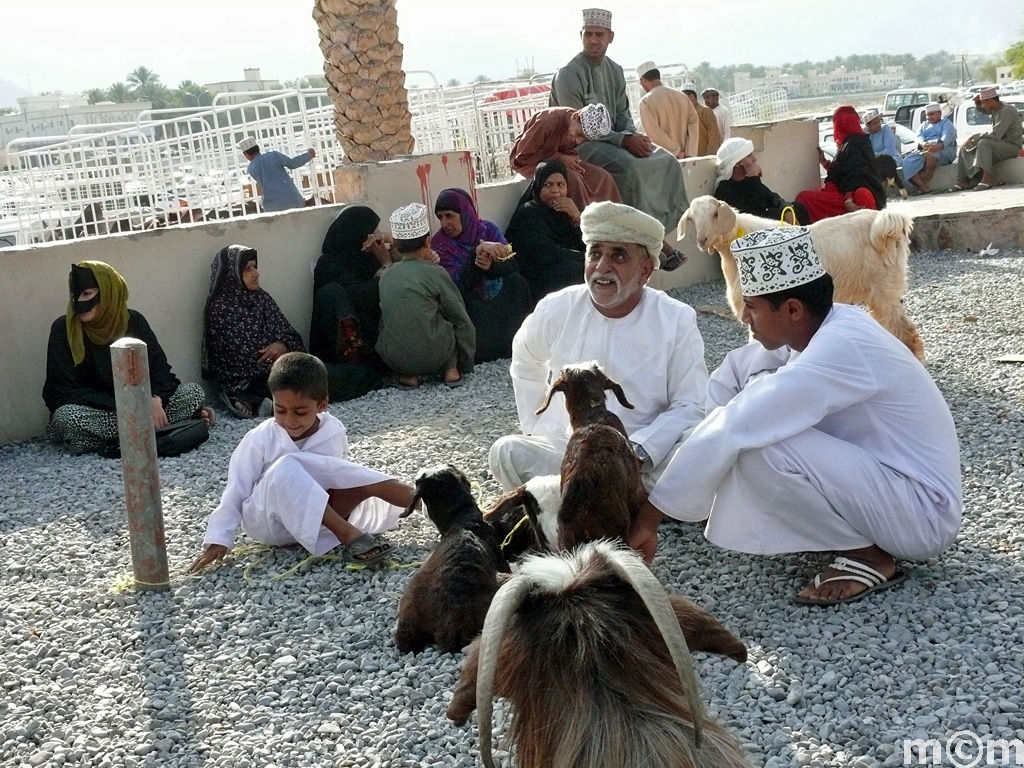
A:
111 338 169 591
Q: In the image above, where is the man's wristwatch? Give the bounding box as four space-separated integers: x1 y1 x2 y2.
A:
631 441 650 465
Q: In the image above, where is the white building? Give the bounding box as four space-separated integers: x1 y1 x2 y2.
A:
205 68 281 96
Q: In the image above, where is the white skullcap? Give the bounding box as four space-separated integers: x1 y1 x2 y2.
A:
679 82 697 93
701 87 719 96
582 8 612 28
862 108 881 123
716 137 755 184
924 102 941 113
580 201 664 267
579 103 612 140
733 227 825 297
636 61 657 79
389 203 430 239
236 136 257 152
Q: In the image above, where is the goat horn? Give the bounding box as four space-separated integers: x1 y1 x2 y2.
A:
476 574 537 768
606 549 706 748
400 492 421 518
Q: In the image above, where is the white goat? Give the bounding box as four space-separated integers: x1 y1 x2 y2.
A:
678 196 924 360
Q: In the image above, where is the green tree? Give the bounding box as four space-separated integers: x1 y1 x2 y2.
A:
107 82 133 102
84 88 108 104
126 66 160 91
1004 39 1024 78
473 74 490 84
0 106 15 115
445 78 462 87
173 80 212 108
134 81 170 109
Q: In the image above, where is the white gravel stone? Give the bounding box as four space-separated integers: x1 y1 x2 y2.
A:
1 248 1022 767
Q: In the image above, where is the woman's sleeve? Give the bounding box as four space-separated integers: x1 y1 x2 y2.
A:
505 206 584 274
42 318 116 412
133 312 181 405
263 294 306 352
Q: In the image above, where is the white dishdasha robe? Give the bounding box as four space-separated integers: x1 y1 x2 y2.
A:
648 304 962 560
488 284 708 492
203 413 403 555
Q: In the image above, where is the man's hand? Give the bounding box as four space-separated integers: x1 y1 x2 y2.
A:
189 544 229 574
622 134 653 158
258 341 288 365
628 501 665 564
151 396 169 429
308 148 317 159
558 153 584 174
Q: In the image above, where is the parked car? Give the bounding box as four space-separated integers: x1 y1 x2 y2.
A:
882 86 959 120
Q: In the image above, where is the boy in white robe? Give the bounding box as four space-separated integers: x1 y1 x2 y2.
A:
190 353 414 572
630 227 962 605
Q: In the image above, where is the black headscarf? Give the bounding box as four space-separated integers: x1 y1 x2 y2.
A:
530 159 570 205
314 205 382 294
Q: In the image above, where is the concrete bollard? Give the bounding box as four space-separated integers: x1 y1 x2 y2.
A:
111 338 169 590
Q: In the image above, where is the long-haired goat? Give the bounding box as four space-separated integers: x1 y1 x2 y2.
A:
446 541 751 768
678 195 924 360
536 363 643 549
394 465 510 654
484 475 561 560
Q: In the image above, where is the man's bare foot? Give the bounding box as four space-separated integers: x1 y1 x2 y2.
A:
797 545 901 605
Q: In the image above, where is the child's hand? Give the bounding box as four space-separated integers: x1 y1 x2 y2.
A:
189 544 228 573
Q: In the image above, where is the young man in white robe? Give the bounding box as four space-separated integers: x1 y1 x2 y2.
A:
630 227 962 605
488 201 708 494
190 353 414 572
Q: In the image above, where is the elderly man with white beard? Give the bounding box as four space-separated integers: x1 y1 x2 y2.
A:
488 201 709 493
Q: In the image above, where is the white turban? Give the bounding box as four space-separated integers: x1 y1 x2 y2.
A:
716 137 755 184
580 201 664 266
578 103 612 140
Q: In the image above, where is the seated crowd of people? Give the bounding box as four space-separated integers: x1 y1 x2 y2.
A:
46 6 1021 608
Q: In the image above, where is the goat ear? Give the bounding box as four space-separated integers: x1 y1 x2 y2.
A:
605 379 635 410
400 492 422 518
668 595 748 663
534 379 564 415
676 209 690 241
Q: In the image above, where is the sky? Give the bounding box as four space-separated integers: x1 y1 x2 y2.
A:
1 0 1021 101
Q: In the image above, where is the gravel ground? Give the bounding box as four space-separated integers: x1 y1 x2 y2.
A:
1 248 1022 768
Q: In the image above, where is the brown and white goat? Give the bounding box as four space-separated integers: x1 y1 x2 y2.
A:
678 195 924 360
484 475 561 560
447 541 751 768
536 363 643 549
394 465 510 654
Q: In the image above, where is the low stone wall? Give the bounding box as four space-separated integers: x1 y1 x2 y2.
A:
0 121 820 445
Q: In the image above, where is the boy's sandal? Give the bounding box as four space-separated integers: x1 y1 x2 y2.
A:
346 533 391 566
385 375 419 390
218 390 254 419
973 182 992 191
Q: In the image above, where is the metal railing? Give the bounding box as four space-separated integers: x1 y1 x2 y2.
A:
0 78 787 247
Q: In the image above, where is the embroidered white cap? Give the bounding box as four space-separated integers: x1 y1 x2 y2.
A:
578 103 612 140
733 227 825 296
924 102 941 113
679 82 697 94
582 8 612 28
236 136 258 152
862 108 881 123
636 61 658 79
389 203 430 239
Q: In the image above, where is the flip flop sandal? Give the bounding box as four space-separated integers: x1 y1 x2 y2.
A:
385 376 419 391
973 182 992 191
346 533 391 566
660 249 688 272
944 183 971 193
218 390 254 419
444 377 465 389
794 556 906 606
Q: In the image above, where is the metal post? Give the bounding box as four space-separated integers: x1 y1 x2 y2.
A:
111 338 169 590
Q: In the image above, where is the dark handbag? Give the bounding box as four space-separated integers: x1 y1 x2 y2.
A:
96 419 209 459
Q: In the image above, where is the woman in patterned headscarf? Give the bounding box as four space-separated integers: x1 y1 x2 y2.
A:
431 188 533 363
203 245 305 418
509 106 622 211
43 260 212 454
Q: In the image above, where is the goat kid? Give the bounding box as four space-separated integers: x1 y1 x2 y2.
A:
394 465 510 655
535 361 634 436
447 541 751 768
484 475 561 560
678 195 924 360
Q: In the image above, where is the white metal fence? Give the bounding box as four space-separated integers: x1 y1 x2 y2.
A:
0 77 786 247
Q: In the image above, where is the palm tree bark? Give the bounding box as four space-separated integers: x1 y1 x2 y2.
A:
312 0 415 163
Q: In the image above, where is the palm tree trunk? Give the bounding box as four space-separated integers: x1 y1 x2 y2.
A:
313 0 415 163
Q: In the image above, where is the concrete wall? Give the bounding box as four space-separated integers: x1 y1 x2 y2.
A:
0 121 819 445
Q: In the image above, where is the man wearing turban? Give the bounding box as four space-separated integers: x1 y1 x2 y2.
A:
489 201 708 494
